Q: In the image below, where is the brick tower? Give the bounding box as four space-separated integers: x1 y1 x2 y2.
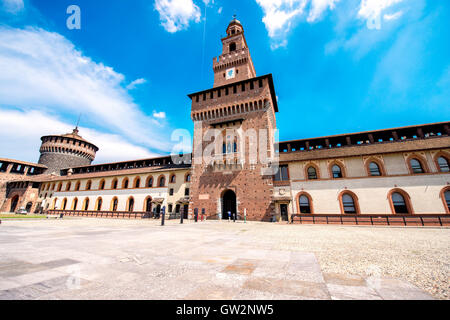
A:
38 127 98 175
188 18 279 221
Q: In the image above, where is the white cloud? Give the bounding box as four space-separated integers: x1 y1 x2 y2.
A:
308 0 339 22
1 0 24 14
154 0 201 33
0 26 172 153
384 11 403 21
153 111 166 119
358 0 404 23
255 0 339 48
126 78 147 90
0 109 158 163
218 7 222 14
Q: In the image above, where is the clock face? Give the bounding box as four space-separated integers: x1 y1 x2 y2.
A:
226 67 236 80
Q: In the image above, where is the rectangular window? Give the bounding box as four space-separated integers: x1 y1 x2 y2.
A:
274 165 289 181
250 81 254 90
259 79 263 88
241 83 245 92
233 85 237 94
169 188 174 196
185 188 190 196
210 91 213 99
225 87 229 95
218 89 221 97
203 93 206 101
196 95 199 102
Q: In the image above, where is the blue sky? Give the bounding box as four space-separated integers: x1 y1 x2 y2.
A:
0 0 448 163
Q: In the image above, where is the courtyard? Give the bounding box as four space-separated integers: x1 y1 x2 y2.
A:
0 217 448 300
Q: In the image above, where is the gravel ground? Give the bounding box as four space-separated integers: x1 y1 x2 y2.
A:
205 222 449 300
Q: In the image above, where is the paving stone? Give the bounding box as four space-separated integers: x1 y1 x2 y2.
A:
324 273 366 286
371 278 434 300
327 283 381 300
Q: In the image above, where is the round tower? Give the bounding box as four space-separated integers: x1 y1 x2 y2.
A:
38 127 99 175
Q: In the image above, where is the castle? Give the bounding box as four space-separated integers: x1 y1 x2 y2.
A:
1 19 449 221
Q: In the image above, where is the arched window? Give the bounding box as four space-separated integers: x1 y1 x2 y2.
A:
410 158 424 174
223 143 226 154
331 164 343 178
75 181 81 191
297 193 313 214
83 198 89 211
127 197 134 212
442 189 450 213
342 194 356 213
112 179 118 190
339 191 359 214
169 174 176 184
233 141 237 153
368 162 381 176
62 198 67 210
307 166 318 180
52 197 58 210
122 178 129 189
111 197 118 211
185 173 191 183
57 183 62 192
158 176 165 187
227 142 232 154
388 189 413 214
437 156 449 173
229 42 236 52
146 176 153 188
86 180 92 190
134 177 141 188
95 197 102 211
144 197 152 212
99 179 105 190
66 182 71 191
72 198 78 210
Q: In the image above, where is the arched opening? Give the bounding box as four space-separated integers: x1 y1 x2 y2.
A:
297 192 313 214
111 197 118 211
229 42 236 52
61 198 67 210
185 173 191 183
25 201 33 212
331 164 343 178
388 189 413 214
170 174 176 184
144 197 152 212
95 197 102 211
368 162 381 176
10 195 19 212
338 191 360 214
122 178 129 189
127 197 135 212
437 156 449 172
83 198 89 211
146 176 153 188
99 179 105 190
306 166 318 180
72 198 78 210
134 177 141 188
75 181 80 191
222 189 237 219
66 182 71 191
158 175 165 187
86 180 92 190
111 179 118 189
441 187 450 214
410 158 424 174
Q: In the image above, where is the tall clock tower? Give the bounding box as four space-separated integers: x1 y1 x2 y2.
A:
212 17 256 87
188 18 279 221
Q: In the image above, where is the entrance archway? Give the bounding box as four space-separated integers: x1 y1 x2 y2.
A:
10 195 19 212
222 189 236 219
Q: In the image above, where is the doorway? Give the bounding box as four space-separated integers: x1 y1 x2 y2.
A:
183 204 188 219
222 189 237 219
280 204 288 221
10 195 19 212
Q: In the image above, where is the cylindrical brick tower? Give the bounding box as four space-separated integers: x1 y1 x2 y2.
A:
38 128 99 175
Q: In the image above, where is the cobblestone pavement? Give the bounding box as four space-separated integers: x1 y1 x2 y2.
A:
0 218 446 300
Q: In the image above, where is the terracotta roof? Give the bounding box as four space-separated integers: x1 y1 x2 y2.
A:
279 121 450 145
38 165 191 182
0 158 47 169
